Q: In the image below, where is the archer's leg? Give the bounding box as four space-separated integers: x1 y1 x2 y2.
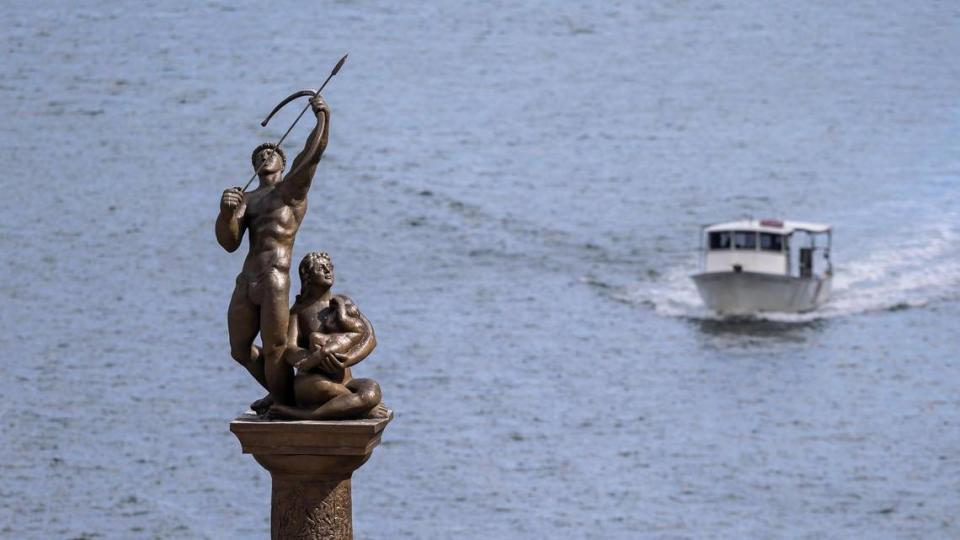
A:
228 278 266 389
261 270 294 406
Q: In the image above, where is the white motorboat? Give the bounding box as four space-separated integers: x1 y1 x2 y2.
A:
691 219 833 314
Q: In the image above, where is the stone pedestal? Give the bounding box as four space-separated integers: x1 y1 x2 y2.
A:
230 412 392 540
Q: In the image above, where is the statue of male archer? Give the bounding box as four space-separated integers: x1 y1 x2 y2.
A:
216 94 329 412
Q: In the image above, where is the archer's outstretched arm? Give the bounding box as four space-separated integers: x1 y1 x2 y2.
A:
216 187 246 252
279 96 329 204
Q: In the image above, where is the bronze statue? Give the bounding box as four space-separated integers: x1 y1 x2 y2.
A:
216 95 329 412
267 252 387 420
226 58 392 540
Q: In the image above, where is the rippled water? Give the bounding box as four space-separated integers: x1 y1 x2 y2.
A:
2 1 959 538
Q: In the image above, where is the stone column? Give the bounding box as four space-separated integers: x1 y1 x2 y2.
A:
231 412 392 540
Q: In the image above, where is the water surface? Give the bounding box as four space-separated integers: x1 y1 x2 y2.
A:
2 1 959 538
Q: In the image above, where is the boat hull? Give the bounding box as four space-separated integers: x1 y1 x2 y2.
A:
691 271 831 315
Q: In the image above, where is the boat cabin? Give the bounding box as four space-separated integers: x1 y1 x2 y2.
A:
699 219 832 278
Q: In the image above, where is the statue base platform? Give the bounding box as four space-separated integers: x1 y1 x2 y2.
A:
230 411 392 540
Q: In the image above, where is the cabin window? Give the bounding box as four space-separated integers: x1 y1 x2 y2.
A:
734 231 757 250
709 231 732 249
759 233 783 252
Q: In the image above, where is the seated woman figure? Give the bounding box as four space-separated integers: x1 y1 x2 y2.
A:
267 251 387 420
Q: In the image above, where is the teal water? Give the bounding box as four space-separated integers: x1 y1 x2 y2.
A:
2 1 959 538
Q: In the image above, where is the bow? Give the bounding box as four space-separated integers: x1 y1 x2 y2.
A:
242 54 348 191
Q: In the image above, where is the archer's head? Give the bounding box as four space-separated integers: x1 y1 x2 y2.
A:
251 143 286 176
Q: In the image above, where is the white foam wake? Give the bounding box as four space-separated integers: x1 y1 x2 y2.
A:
620 221 960 322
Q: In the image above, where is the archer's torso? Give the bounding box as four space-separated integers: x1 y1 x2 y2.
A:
240 185 307 275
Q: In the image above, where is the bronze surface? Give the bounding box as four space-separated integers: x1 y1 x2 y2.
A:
218 96 386 421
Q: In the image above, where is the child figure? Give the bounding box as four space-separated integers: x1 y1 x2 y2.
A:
296 296 365 375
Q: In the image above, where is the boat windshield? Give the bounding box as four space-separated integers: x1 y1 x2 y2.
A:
734 231 756 249
709 231 732 249
709 230 785 252
759 233 783 252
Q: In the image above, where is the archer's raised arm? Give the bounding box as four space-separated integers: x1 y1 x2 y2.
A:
279 96 329 204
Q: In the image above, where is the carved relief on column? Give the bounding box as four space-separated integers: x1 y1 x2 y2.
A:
271 476 353 540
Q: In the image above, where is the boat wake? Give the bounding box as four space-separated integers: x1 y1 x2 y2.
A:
615 222 960 323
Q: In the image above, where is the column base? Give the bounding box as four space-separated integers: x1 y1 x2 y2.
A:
230 411 392 540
